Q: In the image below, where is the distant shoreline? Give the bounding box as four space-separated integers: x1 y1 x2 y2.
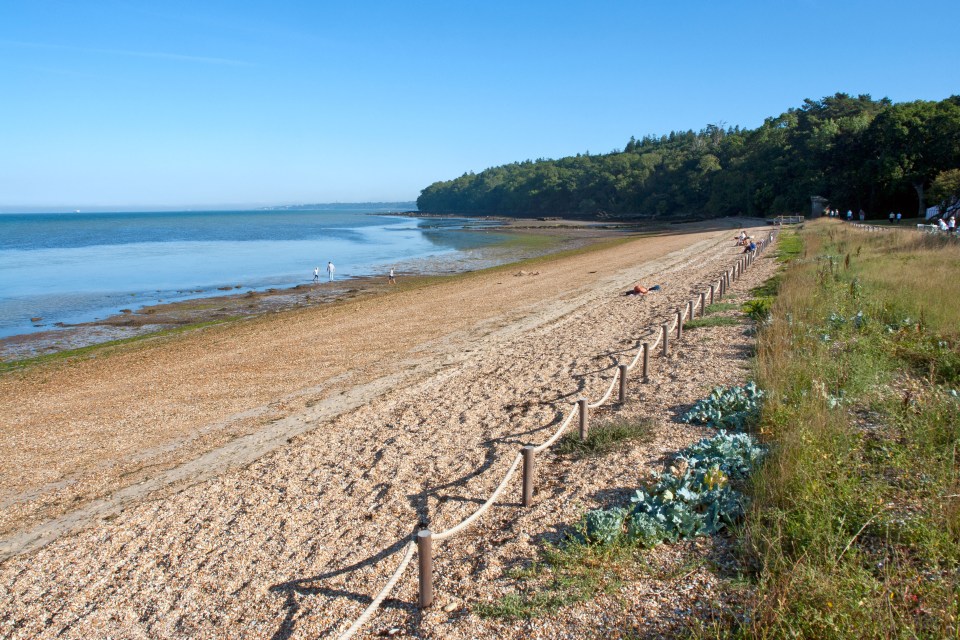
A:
0 218 622 363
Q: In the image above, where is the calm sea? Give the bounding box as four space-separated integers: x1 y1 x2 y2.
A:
0 205 508 338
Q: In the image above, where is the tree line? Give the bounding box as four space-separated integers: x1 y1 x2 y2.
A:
416 94 960 220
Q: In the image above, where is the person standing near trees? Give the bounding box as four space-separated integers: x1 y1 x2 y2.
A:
896 212 902 224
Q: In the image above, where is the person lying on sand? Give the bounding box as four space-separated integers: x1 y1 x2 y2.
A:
624 284 661 296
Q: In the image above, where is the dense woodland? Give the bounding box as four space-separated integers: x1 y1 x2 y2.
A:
417 94 960 220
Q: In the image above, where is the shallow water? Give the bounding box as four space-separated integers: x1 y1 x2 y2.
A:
0 207 509 338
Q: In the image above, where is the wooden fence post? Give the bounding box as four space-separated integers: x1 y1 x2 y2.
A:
418 530 433 609
522 445 535 507
578 398 588 440
661 324 669 357
642 342 649 380
618 364 628 404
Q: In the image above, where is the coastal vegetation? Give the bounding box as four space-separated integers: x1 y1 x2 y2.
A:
418 94 960 220
736 222 960 637
476 222 960 636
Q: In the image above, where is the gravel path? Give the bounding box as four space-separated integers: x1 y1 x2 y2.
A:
0 221 778 639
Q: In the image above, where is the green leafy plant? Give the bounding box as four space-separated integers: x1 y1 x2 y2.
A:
573 431 766 549
680 382 765 430
743 297 773 323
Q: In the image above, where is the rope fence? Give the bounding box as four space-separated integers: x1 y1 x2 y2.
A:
334 231 777 639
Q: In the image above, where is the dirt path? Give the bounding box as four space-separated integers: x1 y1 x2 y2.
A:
0 220 775 639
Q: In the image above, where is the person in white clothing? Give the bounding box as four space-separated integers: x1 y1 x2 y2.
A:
949 216 956 232
313 267 319 282
388 268 396 285
327 261 335 281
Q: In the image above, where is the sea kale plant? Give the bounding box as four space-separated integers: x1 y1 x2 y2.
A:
680 382 765 430
575 430 766 548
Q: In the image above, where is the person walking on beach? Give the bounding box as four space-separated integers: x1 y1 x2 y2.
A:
313 267 319 283
388 268 396 285
327 261 335 282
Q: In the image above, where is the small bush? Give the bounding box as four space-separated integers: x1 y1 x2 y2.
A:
743 297 774 323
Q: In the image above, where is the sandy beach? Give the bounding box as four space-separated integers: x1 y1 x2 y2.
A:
0 219 777 638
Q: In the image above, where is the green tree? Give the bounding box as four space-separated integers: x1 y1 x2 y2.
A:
929 168 960 214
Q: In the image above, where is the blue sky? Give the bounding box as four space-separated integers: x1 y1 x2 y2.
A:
1 0 958 210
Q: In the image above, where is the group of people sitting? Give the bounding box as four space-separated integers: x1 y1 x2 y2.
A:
735 231 757 253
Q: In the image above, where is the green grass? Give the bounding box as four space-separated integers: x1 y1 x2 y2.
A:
750 274 783 298
729 220 960 638
704 302 739 314
775 230 803 262
554 418 652 458
684 315 741 330
474 540 631 620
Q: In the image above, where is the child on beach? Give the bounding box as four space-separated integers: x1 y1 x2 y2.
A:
388 268 396 285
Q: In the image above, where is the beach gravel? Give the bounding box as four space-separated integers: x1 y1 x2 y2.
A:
0 221 778 638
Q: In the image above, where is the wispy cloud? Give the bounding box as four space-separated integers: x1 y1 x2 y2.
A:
0 39 258 67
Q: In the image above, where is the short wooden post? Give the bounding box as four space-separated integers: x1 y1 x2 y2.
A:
618 364 628 404
642 342 649 380
676 310 682 340
521 445 535 507
687 300 694 322
699 292 706 316
661 324 669 357
418 529 433 609
578 398 588 440
709 284 715 305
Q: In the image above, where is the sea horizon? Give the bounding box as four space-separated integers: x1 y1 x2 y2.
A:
0 201 419 215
